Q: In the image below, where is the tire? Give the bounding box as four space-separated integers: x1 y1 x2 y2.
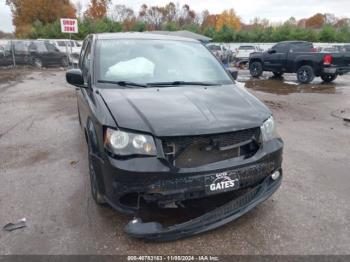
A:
87 139 106 205
33 57 43 68
273 72 283 78
297 65 315 84
321 74 337 82
249 61 263 77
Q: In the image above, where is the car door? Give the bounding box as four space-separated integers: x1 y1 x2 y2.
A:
263 43 288 72
32 41 50 65
77 38 93 129
44 42 63 65
13 41 30 65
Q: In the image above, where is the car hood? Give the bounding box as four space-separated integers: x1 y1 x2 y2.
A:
98 84 271 137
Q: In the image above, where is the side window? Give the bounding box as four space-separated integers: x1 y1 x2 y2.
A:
274 43 288 53
82 40 92 76
45 43 57 52
79 39 89 69
35 42 48 53
14 42 26 53
291 43 312 52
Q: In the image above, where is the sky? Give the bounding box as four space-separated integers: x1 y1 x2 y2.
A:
1 0 350 33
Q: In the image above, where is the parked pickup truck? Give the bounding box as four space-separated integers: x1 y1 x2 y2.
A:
249 41 350 83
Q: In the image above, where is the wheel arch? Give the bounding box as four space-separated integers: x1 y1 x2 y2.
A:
86 118 100 155
296 60 315 71
249 58 263 64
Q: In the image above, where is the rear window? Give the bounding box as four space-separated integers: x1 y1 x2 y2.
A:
29 41 47 52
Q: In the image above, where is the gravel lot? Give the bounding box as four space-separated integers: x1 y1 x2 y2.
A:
0 68 349 255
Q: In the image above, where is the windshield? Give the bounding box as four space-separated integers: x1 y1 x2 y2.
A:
96 39 232 86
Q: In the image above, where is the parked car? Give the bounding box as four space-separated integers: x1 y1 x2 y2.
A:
206 43 234 63
65 32 283 241
236 45 259 60
44 39 81 65
0 41 32 66
47 39 81 53
249 41 350 83
28 41 68 68
0 40 68 68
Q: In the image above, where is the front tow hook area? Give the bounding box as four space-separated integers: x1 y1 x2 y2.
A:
124 175 282 241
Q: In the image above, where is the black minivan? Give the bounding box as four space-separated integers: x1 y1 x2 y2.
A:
66 33 283 241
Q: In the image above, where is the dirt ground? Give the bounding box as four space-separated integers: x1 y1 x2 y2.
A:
0 68 349 255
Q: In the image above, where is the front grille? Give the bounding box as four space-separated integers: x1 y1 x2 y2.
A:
162 127 261 168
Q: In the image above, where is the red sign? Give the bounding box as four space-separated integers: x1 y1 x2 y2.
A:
60 18 78 33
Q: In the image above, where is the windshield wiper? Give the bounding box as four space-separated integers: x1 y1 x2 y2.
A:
147 81 219 87
97 80 147 88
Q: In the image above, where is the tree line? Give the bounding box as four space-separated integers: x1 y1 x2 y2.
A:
5 0 350 43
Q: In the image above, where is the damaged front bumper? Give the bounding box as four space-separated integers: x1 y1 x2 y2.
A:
93 138 283 240
125 173 282 241
99 138 283 214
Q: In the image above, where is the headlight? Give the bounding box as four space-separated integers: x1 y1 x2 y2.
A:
104 128 157 156
261 116 279 142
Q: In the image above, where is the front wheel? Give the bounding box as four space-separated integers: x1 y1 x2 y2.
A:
249 61 263 77
321 74 337 82
87 139 106 205
297 65 315 84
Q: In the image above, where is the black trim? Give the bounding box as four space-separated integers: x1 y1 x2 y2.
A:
124 174 282 241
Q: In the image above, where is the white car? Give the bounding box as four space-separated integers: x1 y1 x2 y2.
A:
206 44 235 63
236 45 259 60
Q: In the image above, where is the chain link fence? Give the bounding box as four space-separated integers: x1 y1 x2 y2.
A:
0 39 81 68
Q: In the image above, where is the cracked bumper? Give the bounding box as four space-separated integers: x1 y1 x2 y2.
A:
124 173 282 241
100 139 283 214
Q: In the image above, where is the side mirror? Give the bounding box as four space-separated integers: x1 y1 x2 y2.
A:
66 69 84 87
226 68 238 80
267 49 276 54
